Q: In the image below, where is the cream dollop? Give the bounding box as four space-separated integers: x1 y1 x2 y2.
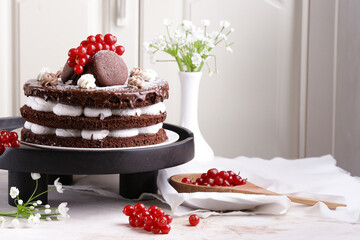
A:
141 69 158 82
37 67 51 81
77 74 97 89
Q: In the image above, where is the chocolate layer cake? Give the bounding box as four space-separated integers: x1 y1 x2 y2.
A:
20 35 169 148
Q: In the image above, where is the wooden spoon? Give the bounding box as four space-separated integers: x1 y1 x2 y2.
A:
169 173 347 210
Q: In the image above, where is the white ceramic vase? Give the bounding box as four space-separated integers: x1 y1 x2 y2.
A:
178 71 214 163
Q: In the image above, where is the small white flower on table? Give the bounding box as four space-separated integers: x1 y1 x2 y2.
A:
11 219 19 227
56 202 70 220
0 217 5 228
9 187 19 199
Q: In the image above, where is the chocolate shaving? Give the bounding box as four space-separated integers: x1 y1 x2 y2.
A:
40 73 58 87
129 67 143 77
127 76 144 89
55 68 63 78
99 113 105 120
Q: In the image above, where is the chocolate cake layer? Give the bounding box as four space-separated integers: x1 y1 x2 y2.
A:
20 105 166 130
23 79 169 109
21 128 168 148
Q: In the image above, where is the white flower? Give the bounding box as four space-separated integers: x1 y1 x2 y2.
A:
143 42 151 53
163 18 172 26
56 202 70 220
31 173 41 180
36 200 42 205
45 209 51 214
226 46 233 53
191 53 203 68
29 206 35 210
182 20 194 31
45 204 50 209
28 214 40 225
220 20 230 28
9 187 19 199
18 199 23 205
0 217 5 228
201 19 210 26
32 202 37 206
230 28 235 32
54 178 64 193
46 217 51 221
11 219 19 227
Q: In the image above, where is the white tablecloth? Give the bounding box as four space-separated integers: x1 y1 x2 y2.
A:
0 155 360 239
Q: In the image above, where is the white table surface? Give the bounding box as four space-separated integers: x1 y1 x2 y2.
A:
1 158 360 240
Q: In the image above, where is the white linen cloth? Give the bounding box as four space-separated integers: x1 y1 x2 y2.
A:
157 155 360 222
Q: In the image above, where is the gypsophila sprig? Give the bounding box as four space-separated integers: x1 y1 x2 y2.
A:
144 19 234 74
0 173 70 228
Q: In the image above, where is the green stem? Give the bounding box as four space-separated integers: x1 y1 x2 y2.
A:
175 57 184 72
0 210 18 216
25 179 38 206
197 61 205 72
31 186 56 201
156 59 177 62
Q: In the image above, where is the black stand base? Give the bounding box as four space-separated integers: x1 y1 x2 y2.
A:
120 170 158 199
8 171 48 206
48 174 73 185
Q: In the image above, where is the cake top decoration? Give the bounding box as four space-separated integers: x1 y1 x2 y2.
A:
77 74 96 89
61 33 127 87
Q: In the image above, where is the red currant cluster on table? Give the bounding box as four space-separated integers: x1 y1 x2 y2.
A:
0 130 20 155
123 203 172 234
182 168 247 187
67 33 125 74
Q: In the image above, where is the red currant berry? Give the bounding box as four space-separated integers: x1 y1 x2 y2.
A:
123 205 135 216
201 173 207 179
128 216 137 228
9 132 18 142
104 33 117 45
0 133 9 143
227 175 234 184
144 215 154 226
84 54 91 64
74 65 83 74
227 170 236 177
110 44 116 51
134 202 146 214
222 180 231 187
160 224 171 234
207 168 219 179
148 205 159 214
103 44 110 50
219 170 230 180
157 216 168 227
205 177 214 186
0 143 5 155
67 58 76 68
196 177 204 185
154 208 165 218
9 140 20 148
214 176 224 186
115 45 125 55
68 48 78 58
135 218 144 228
233 175 242 185
76 46 87 57
95 42 103 52
86 44 96 55
181 177 191 184
240 179 247 185
164 214 172 224
95 34 104 43
80 40 89 46
189 214 200 226
87 35 96 43
76 57 86 66
151 224 161 234
144 224 152 232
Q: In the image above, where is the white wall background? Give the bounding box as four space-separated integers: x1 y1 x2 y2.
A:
0 0 359 176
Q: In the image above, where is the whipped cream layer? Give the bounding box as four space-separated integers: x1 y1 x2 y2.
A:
26 96 166 118
24 121 163 140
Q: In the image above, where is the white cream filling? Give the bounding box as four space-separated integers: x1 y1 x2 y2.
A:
53 103 83 117
24 122 163 140
26 96 166 118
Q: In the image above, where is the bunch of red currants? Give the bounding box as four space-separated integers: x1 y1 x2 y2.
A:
123 203 172 234
0 130 20 155
67 33 125 74
182 168 247 187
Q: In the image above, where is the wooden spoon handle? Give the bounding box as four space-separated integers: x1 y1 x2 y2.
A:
286 196 347 210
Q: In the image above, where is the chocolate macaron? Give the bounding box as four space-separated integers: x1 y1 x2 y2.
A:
89 50 128 86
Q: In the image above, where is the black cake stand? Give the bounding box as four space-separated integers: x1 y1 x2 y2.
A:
0 117 194 206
